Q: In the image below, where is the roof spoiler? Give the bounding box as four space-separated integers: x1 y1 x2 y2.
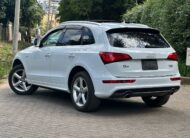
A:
106 28 160 34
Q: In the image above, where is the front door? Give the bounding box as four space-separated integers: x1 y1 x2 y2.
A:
27 29 64 86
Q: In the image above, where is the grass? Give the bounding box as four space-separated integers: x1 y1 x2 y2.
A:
0 41 13 79
0 41 30 80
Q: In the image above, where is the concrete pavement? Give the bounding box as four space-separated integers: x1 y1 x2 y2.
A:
0 82 190 138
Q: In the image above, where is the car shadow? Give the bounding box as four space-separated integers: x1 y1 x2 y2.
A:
14 88 182 117
95 99 161 116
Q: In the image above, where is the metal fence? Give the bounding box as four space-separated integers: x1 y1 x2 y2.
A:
0 23 12 42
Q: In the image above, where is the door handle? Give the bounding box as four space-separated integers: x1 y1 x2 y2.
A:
45 53 51 58
68 54 75 59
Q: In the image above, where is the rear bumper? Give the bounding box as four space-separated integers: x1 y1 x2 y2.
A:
93 75 181 98
111 86 180 98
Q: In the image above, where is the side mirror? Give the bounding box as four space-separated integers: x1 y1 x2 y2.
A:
33 38 38 46
32 38 41 46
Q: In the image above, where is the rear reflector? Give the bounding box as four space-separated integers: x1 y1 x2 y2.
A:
99 52 132 64
170 77 181 81
103 80 136 84
167 52 178 61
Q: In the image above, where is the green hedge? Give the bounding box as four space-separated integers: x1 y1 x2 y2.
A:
0 42 13 79
178 60 190 77
123 0 190 76
0 41 31 79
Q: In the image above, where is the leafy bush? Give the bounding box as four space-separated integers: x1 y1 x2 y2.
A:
178 60 190 77
124 4 143 23
0 41 13 79
123 0 190 76
0 41 31 79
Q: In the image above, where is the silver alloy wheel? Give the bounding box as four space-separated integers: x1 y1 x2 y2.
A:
72 77 88 107
11 69 32 92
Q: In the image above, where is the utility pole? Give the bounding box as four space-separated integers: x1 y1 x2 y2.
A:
50 2 54 28
136 0 138 5
13 0 21 55
46 0 51 31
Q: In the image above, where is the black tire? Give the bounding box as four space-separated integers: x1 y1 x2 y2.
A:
8 65 38 95
142 95 170 107
70 71 101 112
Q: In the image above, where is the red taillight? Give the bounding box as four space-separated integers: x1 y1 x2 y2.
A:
170 77 181 81
103 80 136 84
99 52 132 64
167 52 178 61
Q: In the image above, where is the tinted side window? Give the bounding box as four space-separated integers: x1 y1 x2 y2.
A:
41 30 63 47
82 27 95 45
60 29 83 46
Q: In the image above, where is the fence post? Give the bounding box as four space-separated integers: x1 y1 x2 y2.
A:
0 23 2 40
8 22 13 42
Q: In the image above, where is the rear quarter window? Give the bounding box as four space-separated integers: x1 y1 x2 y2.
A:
107 28 170 48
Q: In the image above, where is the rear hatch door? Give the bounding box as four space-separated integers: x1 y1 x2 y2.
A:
104 28 178 78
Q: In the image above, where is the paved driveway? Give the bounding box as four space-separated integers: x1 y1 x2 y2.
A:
0 82 190 138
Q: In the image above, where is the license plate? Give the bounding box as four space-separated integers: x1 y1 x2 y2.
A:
142 60 158 70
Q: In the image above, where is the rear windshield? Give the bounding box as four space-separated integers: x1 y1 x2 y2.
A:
107 28 170 48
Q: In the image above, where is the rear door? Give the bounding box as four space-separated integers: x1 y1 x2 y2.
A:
104 28 178 78
50 25 96 89
50 25 84 88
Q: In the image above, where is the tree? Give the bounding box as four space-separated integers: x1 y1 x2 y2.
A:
57 0 142 22
0 0 6 21
0 0 44 42
0 0 15 26
57 0 92 22
101 0 134 21
20 0 44 42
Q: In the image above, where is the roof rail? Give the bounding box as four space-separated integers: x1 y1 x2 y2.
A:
89 20 121 23
128 23 149 28
61 21 101 26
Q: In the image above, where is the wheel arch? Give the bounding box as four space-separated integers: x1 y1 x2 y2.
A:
12 59 24 68
68 66 92 91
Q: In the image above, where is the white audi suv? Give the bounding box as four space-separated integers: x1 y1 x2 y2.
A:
9 21 181 112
